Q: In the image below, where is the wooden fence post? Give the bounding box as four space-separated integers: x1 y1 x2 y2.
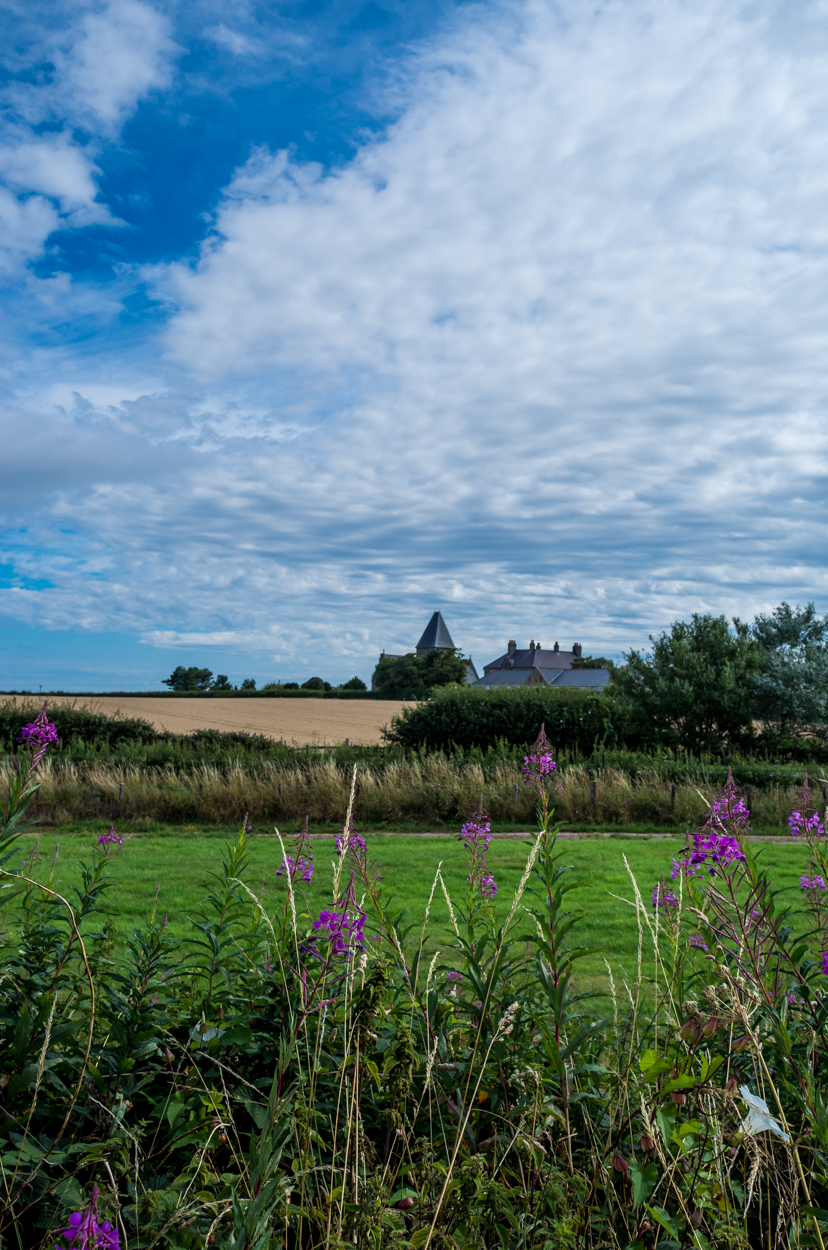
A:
589 779 598 815
513 783 519 805
670 784 676 812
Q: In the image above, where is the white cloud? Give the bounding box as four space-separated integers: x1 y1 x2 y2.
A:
8 0 828 678
0 1 177 275
54 0 178 133
204 23 264 57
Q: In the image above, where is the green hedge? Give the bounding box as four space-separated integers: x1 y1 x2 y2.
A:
0 701 158 750
384 686 625 752
0 688 381 699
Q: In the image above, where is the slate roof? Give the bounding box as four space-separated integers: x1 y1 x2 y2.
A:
416 611 456 651
549 669 611 689
484 646 574 673
473 667 610 689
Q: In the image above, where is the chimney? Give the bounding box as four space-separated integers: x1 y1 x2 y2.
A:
507 640 516 654
553 642 559 653
529 640 535 651
573 643 582 657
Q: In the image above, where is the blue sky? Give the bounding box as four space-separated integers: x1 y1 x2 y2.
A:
2 0 828 690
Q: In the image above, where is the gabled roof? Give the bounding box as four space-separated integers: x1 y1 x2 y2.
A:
484 647 574 673
416 611 455 651
473 667 610 690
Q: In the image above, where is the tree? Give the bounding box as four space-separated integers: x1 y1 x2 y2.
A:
752 602 828 736
212 675 233 690
372 649 468 699
301 677 329 691
341 676 368 690
240 678 257 690
162 666 213 691
613 614 763 754
571 655 615 671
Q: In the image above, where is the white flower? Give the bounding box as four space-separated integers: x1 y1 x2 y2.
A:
739 1085 790 1143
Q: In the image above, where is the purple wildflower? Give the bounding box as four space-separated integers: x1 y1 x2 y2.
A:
55 1185 120 1249
801 874 826 894
459 800 497 898
821 950 828 977
459 811 492 854
521 725 564 796
672 772 748 880
276 853 314 884
97 825 122 849
789 811 825 839
689 934 708 951
788 773 825 841
335 816 366 860
312 907 366 956
447 970 463 982
652 882 679 912
17 702 59 769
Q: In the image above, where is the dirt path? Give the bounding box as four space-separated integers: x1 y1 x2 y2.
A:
44 695 410 746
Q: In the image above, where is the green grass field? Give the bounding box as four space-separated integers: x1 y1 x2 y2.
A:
14 823 812 992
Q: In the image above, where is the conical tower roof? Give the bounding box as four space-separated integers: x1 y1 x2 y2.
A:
416 611 455 651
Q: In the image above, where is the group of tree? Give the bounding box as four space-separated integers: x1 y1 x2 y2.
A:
161 668 367 693
371 648 469 699
614 602 828 755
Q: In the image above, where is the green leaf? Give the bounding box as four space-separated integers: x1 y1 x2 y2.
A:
165 1100 186 1129
645 1204 680 1240
641 1057 673 1083
629 1159 658 1208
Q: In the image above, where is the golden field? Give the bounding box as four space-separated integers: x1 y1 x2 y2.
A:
45 695 410 745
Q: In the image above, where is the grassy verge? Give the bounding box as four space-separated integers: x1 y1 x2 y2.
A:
17 822 811 993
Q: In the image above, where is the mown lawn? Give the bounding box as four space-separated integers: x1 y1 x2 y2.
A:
15 823 812 993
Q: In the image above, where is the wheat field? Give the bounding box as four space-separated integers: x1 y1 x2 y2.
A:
43 695 410 745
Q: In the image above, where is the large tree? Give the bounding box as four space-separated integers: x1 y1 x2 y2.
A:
613 613 763 754
752 602 828 736
162 666 213 691
372 649 468 698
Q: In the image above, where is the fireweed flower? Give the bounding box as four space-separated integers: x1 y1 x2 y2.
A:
55 1185 120 1249
335 817 366 859
276 853 314 883
459 800 496 898
800 874 826 894
447 970 463 982
651 882 679 912
821 950 828 977
17 701 59 769
689 934 709 951
788 772 825 840
521 724 564 810
97 824 122 849
672 770 748 880
312 908 366 956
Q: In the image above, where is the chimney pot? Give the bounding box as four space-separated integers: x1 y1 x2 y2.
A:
553 641 559 652
529 640 535 650
507 639 516 654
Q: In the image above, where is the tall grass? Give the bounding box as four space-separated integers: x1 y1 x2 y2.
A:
2 715 828 1246
6 754 819 830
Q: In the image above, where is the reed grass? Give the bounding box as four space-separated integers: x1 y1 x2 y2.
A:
6 754 815 831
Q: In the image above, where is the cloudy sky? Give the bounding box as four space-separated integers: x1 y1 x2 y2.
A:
2 0 827 689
